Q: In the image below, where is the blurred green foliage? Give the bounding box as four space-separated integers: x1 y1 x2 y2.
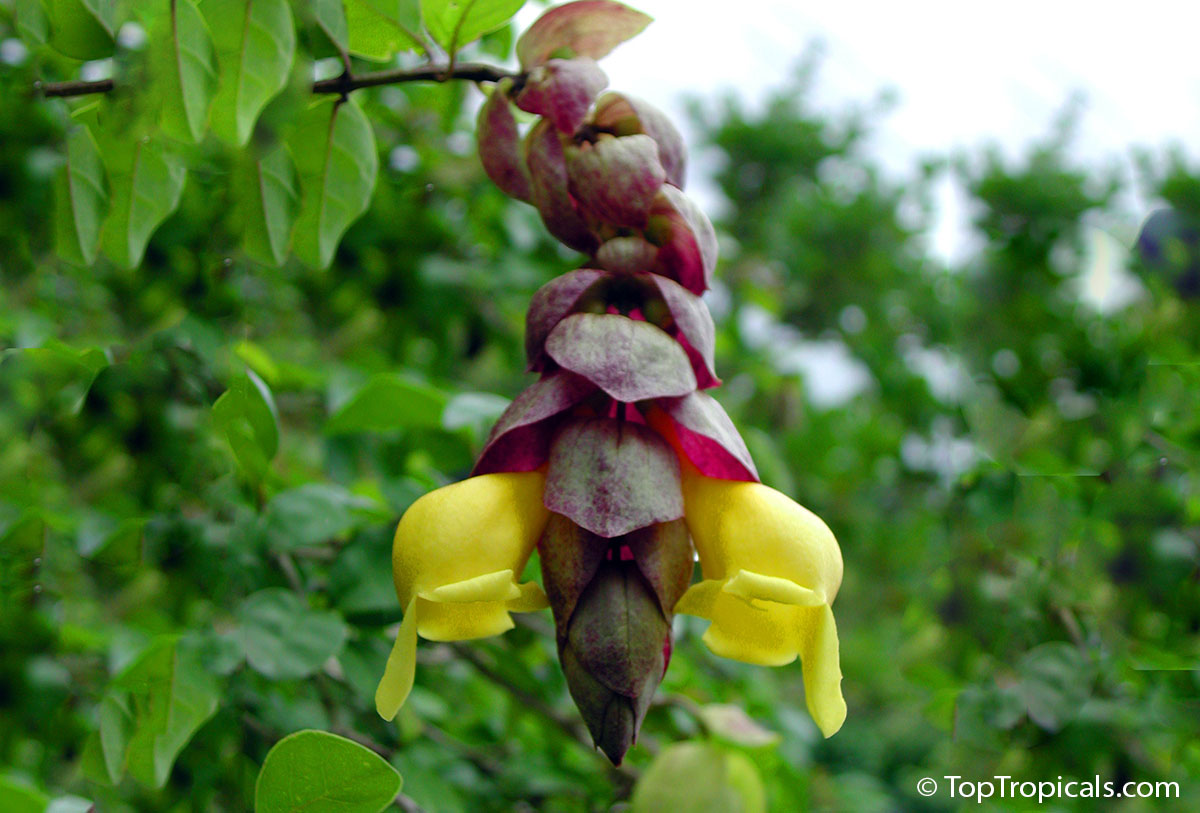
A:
2 6 1199 812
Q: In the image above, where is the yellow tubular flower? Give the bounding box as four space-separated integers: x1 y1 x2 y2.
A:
375 472 550 720
674 469 847 737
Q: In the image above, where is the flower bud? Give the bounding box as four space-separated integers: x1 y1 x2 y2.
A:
646 185 718 294
560 561 667 764
477 80 533 203
592 92 687 188
515 58 609 134
565 133 665 228
525 119 600 253
540 515 692 764
596 236 659 274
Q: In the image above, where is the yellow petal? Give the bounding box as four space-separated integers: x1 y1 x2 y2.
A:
507 580 550 612
393 472 549 603
799 604 846 737
674 578 723 617
677 471 848 736
699 591 799 667
416 599 515 641
723 570 826 607
681 473 842 601
416 575 548 638
420 570 521 603
376 598 419 720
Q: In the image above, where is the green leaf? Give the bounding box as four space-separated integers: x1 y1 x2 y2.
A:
261 483 386 550
313 0 349 52
288 98 378 269
1 341 109 416
206 0 296 146
421 0 524 55
441 391 510 443
101 637 221 788
0 513 46 613
78 517 145 576
15 0 50 47
1016 642 1093 731
213 370 279 484
632 742 765 813
697 704 781 749
235 146 300 266
255 729 402 813
100 137 187 269
0 776 49 813
54 126 107 266
237 589 349 679
155 0 218 143
740 425 795 495
329 535 396 616
345 0 423 61
46 796 95 813
48 0 115 60
326 373 445 434
96 693 134 784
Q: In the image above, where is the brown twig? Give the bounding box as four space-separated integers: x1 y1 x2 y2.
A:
35 78 115 97
35 62 515 99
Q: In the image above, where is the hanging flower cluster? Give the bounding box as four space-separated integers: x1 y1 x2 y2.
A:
376 0 846 764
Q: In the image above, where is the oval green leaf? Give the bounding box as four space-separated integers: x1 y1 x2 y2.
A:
206 0 296 146
15 0 50 47
313 0 349 52
105 637 220 788
48 0 115 60
289 98 379 269
421 0 525 56
156 0 218 143
237 589 349 679
345 0 423 61
213 370 279 484
255 730 402 813
99 136 187 269
236 146 300 266
54 126 108 266
632 742 765 813
325 373 445 434
0 776 49 813
261 482 386 551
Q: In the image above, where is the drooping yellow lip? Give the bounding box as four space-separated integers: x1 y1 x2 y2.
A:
375 472 551 720
672 471 847 737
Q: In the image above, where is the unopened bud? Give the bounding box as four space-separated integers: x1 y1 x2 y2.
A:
477 80 532 202
592 92 687 188
515 58 609 134
540 516 693 764
561 559 668 764
525 119 600 253
565 133 665 228
596 236 659 274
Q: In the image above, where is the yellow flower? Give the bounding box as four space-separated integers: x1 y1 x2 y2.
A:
375 472 550 720
674 469 847 737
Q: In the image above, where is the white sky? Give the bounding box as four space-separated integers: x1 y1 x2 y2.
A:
522 0 1200 262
